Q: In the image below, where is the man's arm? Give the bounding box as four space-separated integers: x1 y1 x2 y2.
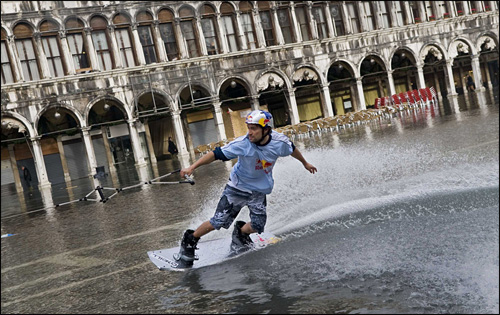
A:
180 151 216 177
291 148 317 174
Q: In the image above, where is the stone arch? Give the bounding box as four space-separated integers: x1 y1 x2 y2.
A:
87 13 112 26
419 42 448 63
254 68 292 92
134 88 175 113
358 52 388 74
11 20 37 32
111 11 134 24
63 15 89 29
175 81 214 104
292 63 326 85
217 75 254 96
327 58 357 78
134 8 157 22
1 111 36 138
389 46 418 70
37 17 64 32
448 37 477 59
84 95 132 125
34 101 85 133
476 33 498 52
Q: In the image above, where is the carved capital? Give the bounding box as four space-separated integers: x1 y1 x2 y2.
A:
58 30 67 38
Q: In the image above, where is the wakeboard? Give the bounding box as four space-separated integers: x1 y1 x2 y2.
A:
147 231 280 271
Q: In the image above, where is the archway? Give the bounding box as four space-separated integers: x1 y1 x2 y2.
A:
391 49 418 93
327 61 356 115
292 67 324 122
219 78 252 139
360 55 388 108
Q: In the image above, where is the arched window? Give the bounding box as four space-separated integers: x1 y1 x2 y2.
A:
258 1 276 46
65 17 90 71
40 20 65 77
1 28 14 84
90 16 114 70
346 2 361 33
239 1 257 49
158 8 179 60
312 4 328 39
220 2 240 52
329 3 345 36
200 4 220 55
113 13 136 67
136 11 158 64
13 23 40 81
179 6 200 58
295 4 311 41
277 3 294 44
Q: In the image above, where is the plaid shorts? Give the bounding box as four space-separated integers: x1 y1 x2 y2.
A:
209 185 267 234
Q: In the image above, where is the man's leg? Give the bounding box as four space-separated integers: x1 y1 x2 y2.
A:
193 221 215 238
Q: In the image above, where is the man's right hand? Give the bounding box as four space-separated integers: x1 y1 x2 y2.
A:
180 166 194 178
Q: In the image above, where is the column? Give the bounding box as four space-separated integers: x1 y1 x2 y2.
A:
100 127 117 173
324 2 336 38
197 15 210 55
31 137 51 188
449 2 457 18
253 8 266 48
433 68 443 101
56 136 71 182
341 3 353 34
461 1 471 15
7 35 23 82
171 110 189 156
213 100 227 141
272 7 285 45
131 23 146 65
417 1 427 21
153 20 167 63
320 84 334 117
58 30 76 75
81 127 98 175
483 60 493 89
355 77 367 110
107 25 122 68
307 3 319 39
445 59 458 96
290 3 303 42
471 54 486 92
387 70 396 96
287 88 300 125
127 119 147 166
416 63 426 89
8 144 23 193
143 120 157 164
458 65 467 96
174 18 189 59
235 11 247 50
251 95 260 110
33 32 50 79
402 2 412 24
84 27 99 70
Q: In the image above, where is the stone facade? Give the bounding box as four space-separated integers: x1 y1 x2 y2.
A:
1 1 499 191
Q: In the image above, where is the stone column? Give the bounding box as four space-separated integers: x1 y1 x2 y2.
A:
107 25 122 68
445 59 458 96
7 35 23 82
287 88 301 125
84 27 99 70
320 84 334 117
56 135 71 182
235 11 247 50
251 95 260 110
213 100 227 141
31 137 51 188
402 2 412 24
324 2 336 38
272 7 285 45
127 119 147 166
171 110 189 156
58 30 76 75
8 144 23 193
417 1 427 21
143 120 157 164
197 15 210 55
174 18 189 59
458 65 467 96
387 70 397 96
131 23 146 65
416 63 426 89
33 32 50 79
471 54 486 92
341 3 353 34
461 1 471 15
307 3 319 39
290 3 302 42
253 8 267 48
483 60 493 90
153 20 167 62
81 127 98 176
100 126 117 173
355 77 367 110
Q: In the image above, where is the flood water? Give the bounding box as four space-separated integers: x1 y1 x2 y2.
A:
1 90 499 313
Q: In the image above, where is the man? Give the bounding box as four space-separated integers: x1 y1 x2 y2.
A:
176 110 317 267
168 137 178 155
21 166 32 189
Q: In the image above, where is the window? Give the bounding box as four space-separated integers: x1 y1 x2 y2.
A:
258 2 276 46
137 12 157 64
90 16 114 70
312 6 328 39
200 4 220 55
240 1 257 49
40 20 65 77
221 3 240 52
179 6 200 58
395 1 408 25
278 7 294 43
330 4 345 36
14 23 40 81
363 2 376 31
113 13 136 67
65 17 90 71
424 1 435 20
380 2 392 28
158 9 179 60
295 5 311 41
410 1 421 22
346 3 361 33
1 32 14 84
470 1 481 13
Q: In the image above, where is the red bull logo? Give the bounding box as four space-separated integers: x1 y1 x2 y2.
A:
255 159 273 171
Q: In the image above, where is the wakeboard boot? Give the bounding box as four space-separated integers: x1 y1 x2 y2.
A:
173 229 200 268
230 221 254 255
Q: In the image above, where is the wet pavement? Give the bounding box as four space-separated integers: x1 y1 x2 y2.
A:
1 89 499 313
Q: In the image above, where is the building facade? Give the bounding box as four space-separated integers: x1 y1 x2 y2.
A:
1 1 499 192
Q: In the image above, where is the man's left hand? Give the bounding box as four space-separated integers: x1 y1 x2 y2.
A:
304 163 317 174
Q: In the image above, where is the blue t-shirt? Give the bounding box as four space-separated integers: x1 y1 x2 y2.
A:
213 130 295 194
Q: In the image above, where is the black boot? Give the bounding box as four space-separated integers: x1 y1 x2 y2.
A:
230 221 254 255
173 229 200 268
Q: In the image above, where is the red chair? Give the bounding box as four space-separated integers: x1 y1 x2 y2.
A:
430 86 438 104
374 97 381 109
412 90 423 107
391 94 403 110
418 88 429 106
424 87 434 103
398 92 410 107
